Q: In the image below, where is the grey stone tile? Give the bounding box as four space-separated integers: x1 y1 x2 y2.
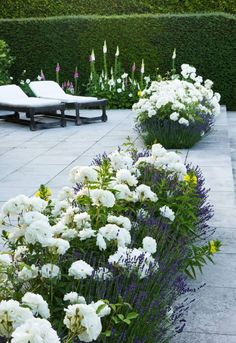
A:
172 332 236 343
210 206 236 228
183 286 236 335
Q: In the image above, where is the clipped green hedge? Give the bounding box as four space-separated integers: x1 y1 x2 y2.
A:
0 0 236 18
0 13 236 109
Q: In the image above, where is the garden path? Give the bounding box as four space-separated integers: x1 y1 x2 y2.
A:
0 107 235 342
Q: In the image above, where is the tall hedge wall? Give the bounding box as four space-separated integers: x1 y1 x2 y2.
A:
0 0 236 18
0 13 236 109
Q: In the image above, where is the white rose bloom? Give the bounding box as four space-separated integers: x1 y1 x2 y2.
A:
112 183 136 202
18 264 39 281
41 264 60 279
117 88 122 93
96 233 107 251
64 292 86 305
69 166 98 184
107 215 131 231
178 117 189 126
117 78 122 83
0 300 33 336
23 211 48 225
90 189 115 208
142 236 157 254
74 212 91 229
169 112 179 121
64 303 102 342
121 73 128 79
47 238 70 255
68 260 94 280
2 195 30 216
29 197 47 212
135 184 158 202
22 293 50 319
91 300 111 317
78 228 96 240
98 224 131 248
115 169 138 187
0 254 12 266
61 229 78 240
11 318 60 343
24 220 52 246
57 186 74 201
160 206 175 222
109 150 133 171
151 144 167 159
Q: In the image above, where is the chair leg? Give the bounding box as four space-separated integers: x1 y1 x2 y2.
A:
29 109 37 131
75 104 82 126
14 112 20 119
60 108 66 127
102 105 108 122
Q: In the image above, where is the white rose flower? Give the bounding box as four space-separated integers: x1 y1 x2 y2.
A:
11 318 60 343
41 264 60 279
18 264 39 281
0 254 12 266
64 304 102 342
169 112 179 121
68 260 94 280
115 169 138 187
63 292 86 305
160 206 175 222
22 293 50 319
142 236 157 254
91 300 111 318
135 184 158 202
24 220 52 246
0 300 33 336
69 166 98 184
117 88 122 93
78 228 96 240
178 117 189 126
90 189 115 208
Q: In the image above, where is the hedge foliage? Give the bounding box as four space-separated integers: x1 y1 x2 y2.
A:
0 13 236 109
0 0 236 18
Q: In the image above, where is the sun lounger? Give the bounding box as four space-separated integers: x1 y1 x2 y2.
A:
0 85 66 131
29 81 108 125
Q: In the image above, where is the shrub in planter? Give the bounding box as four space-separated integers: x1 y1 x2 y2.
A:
0 143 220 342
133 61 221 148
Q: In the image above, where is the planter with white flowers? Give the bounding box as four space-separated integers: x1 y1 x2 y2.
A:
133 63 221 149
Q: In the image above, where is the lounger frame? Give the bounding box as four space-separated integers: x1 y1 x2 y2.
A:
0 104 66 131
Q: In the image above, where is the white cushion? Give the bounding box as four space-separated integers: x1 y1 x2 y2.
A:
0 85 28 100
30 81 98 103
0 98 61 108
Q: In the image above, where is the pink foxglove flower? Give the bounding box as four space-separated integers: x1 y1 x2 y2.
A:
55 63 60 73
132 63 136 73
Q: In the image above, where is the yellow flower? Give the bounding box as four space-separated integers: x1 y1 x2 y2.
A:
210 240 217 254
35 191 41 198
137 90 142 97
183 174 197 185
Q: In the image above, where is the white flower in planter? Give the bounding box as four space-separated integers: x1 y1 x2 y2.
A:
78 228 96 241
64 303 102 342
24 220 52 246
11 318 60 343
22 292 50 319
69 260 94 280
91 300 111 317
109 150 133 171
170 111 179 121
160 206 175 222
178 117 189 126
117 88 122 93
41 264 60 279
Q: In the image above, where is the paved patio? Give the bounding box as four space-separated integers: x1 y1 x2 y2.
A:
0 107 236 342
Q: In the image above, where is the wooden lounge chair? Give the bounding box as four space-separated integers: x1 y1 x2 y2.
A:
0 85 66 131
29 81 108 126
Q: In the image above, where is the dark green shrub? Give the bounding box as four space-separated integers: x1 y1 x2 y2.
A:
0 13 235 109
0 0 235 18
0 40 14 85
